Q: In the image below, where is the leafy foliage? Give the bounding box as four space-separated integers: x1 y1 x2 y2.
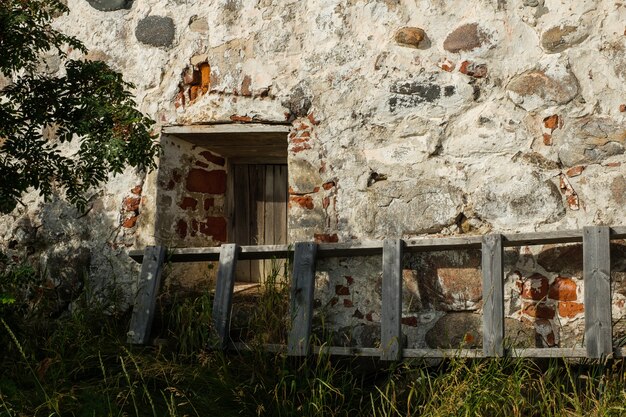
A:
0 0 159 213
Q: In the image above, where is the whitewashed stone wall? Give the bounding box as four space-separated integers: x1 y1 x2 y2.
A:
2 0 625 347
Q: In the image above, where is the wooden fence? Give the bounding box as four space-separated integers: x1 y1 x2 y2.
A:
127 226 626 360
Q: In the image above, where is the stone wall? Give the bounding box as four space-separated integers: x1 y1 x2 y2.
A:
1 0 625 347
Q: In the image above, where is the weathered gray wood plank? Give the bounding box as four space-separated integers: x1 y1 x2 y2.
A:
212 244 239 350
403 349 484 358
510 348 587 358
287 242 318 356
163 123 291 136
482 234 504 357
128 226 626 264
381 239 404 361
127 246 167 344
584 226 612 358
503 230 583 246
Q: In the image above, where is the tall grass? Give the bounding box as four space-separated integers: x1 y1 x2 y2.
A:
3 269 626 416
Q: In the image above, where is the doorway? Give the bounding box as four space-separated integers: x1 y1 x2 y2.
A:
230 163 288 282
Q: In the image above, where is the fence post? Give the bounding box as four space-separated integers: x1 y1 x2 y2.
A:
127 245 167 344
482 234 504 357
288 242 318 356
583 226 612 358
381 239 404 361
212 243 239 350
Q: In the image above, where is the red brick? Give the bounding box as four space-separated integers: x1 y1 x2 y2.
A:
291 144 312 153
548 277 577 301
290 195 314 209
131 185 142 195
437 58 455 72
314 233 339 243
175 219 188 238
307 112 320 125
186 169 226 194
174 91 185 108
566 166 585 177
199 217 227 242
322 196 330 209
322 181 336 190
241 75 252 96
189 85 200 101
179 197 198 210
543 133 552 145
199 62 210 93
543 114 559 131
620 104 626 112
123 197 141 212
343 299 353 307
365 312 373 321
230 114 252 122
522 302 555 319
204 198 214 210
401 316 418 327
520 273 549 300
199 151 225 166
558 301 584 318
345 276 354 285
335 285 350 296
195 161 209 168
459 60 487 78
122 216 138 228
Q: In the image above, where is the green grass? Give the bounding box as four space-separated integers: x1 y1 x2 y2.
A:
3 271 626 416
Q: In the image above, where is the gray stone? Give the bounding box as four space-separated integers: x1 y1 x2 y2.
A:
425 313 535 348
86 0 131 12
189 16 208 33
472 170 565 229
331 323 381 347
355 180 463 238
135 16 175 48
506 60 579 111
283 85 312 120
389 81 455 111
557 117 626 167
541 25 588 54
288 159 322 194
443 23 489 53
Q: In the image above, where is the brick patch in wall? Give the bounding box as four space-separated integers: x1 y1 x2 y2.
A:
186 169 226 194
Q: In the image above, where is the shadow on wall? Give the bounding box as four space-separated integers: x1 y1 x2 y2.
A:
2 187 144 316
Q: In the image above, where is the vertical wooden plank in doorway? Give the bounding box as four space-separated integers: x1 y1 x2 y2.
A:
234 165 251 281
263 165 276 282
273 165 288 281
251 165 266 280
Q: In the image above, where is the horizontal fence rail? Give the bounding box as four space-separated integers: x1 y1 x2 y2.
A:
127 226 626 360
